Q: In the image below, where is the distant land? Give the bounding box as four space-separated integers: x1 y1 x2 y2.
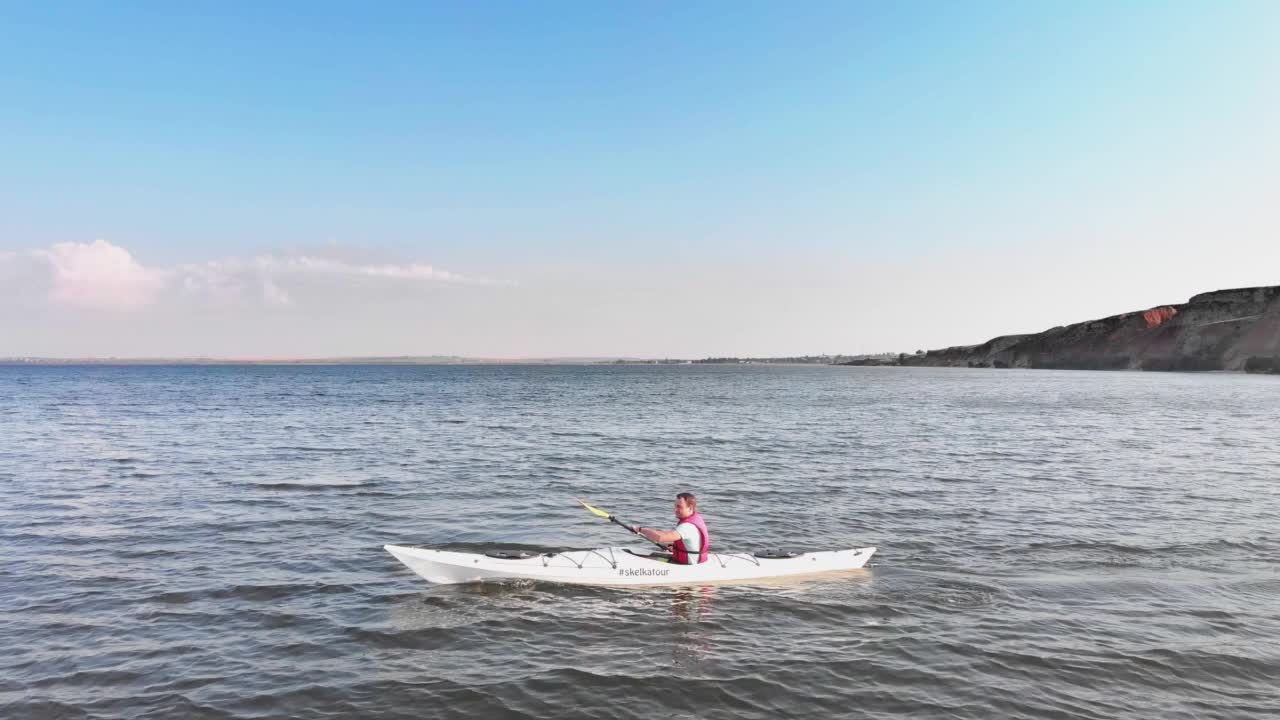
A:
0 356 626 366
0 354 887 366
10 286 1277 374
845 286 1280 374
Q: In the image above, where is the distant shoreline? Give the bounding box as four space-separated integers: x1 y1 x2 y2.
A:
840 285 1280 374
0 355 883 367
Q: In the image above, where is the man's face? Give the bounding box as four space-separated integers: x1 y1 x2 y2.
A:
675 497 693 519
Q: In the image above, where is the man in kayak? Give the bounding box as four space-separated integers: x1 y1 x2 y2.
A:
633 493 710 564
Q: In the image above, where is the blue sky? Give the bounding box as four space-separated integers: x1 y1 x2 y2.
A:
1 2 1277 357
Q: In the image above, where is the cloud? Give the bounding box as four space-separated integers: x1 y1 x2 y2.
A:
260 274 292 306
35 240 164 310
262 256 465 282
0 239 496 311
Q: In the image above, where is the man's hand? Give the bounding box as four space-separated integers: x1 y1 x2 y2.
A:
636 526 679 544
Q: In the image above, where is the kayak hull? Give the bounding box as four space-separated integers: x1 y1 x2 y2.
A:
384 544 876 587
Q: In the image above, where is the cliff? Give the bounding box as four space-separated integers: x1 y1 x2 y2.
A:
895 286 1280 373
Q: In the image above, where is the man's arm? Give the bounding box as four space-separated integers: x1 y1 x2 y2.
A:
636 527 681 544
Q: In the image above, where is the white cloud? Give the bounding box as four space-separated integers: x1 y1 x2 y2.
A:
263 256 465 282
0 239 493 311
34 240 163 310
260 274 292 306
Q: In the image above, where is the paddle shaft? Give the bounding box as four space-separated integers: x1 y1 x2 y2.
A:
608 514 669 550
575 498 670 551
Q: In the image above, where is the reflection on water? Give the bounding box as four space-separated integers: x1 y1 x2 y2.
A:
671 585 716 623
671 586 717 671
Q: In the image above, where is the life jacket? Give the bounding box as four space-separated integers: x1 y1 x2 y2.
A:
671 511 710 565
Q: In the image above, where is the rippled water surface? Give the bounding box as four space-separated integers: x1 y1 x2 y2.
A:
2 365 1278 719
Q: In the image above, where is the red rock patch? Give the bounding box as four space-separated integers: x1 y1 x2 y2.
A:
1143 306 1177 328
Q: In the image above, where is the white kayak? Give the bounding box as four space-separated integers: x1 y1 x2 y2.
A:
384 544 877 587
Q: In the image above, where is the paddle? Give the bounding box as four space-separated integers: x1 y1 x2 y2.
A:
575 498 668 550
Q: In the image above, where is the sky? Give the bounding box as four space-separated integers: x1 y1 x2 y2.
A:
1 1 1277 358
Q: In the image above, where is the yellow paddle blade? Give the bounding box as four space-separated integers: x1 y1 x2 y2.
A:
575 498 611 518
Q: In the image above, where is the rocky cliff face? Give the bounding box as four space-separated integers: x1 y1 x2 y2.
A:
898 286 1280 373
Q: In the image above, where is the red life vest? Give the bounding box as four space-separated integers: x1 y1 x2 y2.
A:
671 511 710 564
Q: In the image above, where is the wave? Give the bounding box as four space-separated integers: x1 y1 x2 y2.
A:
269 446 360 453
145 582 358 604
251 480 374 491
1023 537 1275 556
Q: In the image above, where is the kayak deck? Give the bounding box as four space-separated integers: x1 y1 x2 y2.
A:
385 544 876 586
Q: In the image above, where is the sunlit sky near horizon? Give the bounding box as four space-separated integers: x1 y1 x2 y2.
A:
2 2 1277 358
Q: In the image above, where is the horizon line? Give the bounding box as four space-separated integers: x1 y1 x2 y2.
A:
0 353 881 365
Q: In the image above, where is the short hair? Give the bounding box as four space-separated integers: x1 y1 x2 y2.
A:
676 492 697 510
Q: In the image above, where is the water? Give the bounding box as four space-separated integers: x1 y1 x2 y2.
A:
2 365 1278 719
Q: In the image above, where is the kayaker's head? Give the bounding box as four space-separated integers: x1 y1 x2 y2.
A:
674 492 698 520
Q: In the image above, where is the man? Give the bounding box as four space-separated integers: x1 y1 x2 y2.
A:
633 492 710 564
